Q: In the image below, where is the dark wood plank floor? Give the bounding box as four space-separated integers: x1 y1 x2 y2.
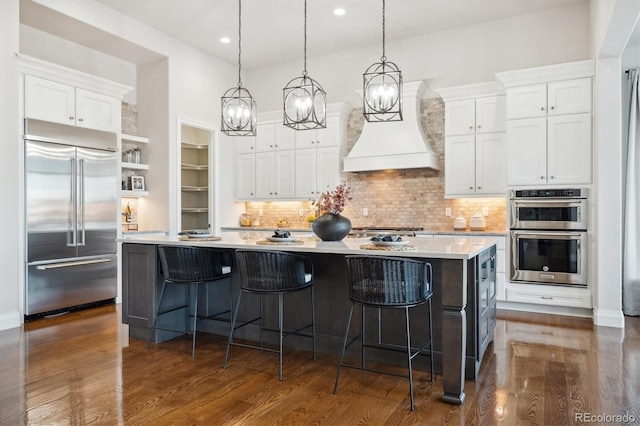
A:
1 305 639 425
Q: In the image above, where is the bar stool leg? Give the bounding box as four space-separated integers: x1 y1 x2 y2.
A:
278 292 284 381
405 306 415 411
429 298 434 382
259 294 264 348
147 281 168 348
361 305 366 368
191 282 199 358
224 291 243 369
311 286 316 360
334 302 354 394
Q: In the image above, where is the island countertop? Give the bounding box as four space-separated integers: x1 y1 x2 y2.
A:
117 231 498 260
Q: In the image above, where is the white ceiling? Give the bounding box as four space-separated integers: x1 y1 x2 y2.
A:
89 0 589 69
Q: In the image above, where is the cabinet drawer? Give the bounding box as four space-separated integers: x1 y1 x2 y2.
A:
506 285 591 308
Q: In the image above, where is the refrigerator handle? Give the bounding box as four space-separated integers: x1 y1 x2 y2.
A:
78 158 86 247
68 158 77 247
35 257 112 270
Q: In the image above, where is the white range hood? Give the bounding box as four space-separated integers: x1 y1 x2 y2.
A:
343 80 438 172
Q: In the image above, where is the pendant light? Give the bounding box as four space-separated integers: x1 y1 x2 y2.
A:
363 0 402 122
221 0 257 136
283 0 326 130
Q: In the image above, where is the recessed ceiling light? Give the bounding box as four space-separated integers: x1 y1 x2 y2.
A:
220 37 231 44
333 8 346 16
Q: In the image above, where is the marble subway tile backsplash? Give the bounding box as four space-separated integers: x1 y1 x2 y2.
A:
247 97 507 232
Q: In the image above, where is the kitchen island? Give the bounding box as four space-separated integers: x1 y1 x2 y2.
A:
119 232 498 405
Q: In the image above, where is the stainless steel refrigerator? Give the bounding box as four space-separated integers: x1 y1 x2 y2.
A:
25 129 118 317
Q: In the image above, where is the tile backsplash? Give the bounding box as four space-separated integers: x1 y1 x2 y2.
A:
244 97 508 231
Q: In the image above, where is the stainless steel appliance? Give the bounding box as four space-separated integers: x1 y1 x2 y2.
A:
509 188 588 287
25 127 118 317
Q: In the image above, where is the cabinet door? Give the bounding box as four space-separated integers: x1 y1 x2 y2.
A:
475 96 506 134
235 136 256 154
316 116 340 147
275 125 296 150
547 78 592 116
274 150 295 198
24 75 75 126
295 129 317 150
75 88 120 132
547 113 591 184
445 99 475 136
445 135 476 196
122 243 157 328
235 153 256 199
506 84 547 120
316 146 339 195
475 133 506 195
255 123 276 152
255 152 275 198
295 149 317 198
507 118 547 185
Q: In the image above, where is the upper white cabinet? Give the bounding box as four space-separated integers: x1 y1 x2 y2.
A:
234 105 350 201
496 60 594 186
437 82 507 198
25 75 120 133
506 78 592 120
445 95 506 136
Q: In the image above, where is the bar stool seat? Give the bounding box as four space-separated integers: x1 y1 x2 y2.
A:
224 250 316 381
334 255 434 411
148 245 233 358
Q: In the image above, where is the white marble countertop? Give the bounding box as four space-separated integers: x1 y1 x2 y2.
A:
221 226 506 237
118 231 498 260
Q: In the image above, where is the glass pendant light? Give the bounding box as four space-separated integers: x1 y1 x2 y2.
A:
363 0 402 122
283 0 326 130
221 0 257 136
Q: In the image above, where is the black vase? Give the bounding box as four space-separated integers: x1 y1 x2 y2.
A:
312 213 352 241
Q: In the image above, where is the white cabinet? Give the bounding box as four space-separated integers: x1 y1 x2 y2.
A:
236 137 256 154
505 284 592 308
295 146 340 198
497 66 594 187
236 154 256 199
25 75 120 133
439 84 507 198
294 116 340 149
255 123 296 152
445 95 506 136
255 150 295 199
507 112 591 186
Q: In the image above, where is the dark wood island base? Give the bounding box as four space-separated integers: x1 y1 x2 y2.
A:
120 233 497 405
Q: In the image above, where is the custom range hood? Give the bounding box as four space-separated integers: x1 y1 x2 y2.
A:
343 80 438 172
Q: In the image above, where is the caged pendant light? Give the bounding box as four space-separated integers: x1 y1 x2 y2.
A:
221 0 257 136
283 0 326 130
363 0 402 122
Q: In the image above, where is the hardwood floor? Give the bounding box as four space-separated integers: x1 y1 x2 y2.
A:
1 305 639 425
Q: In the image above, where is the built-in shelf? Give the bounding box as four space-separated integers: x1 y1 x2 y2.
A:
122 162 149 170
122 190 149 197
182 186 208 192
182 207 208 213
182 142 208 149
122 134 149 144
181 163 208 171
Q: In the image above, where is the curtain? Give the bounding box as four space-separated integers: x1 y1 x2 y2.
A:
623 67 640 316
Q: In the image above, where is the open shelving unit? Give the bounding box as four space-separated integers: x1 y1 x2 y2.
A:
121 133 149 198
180 125 211 231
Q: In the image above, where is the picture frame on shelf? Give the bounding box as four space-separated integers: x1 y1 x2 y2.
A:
130 175 145 191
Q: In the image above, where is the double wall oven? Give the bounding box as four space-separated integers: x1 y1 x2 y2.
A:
509 188 588 287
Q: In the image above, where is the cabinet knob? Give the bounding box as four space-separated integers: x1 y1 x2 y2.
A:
270 145 273 148
275 144 278 148
69 116 74 120
316 140 320 144
311 141 315 144
274 192 278 195
540 176 545 179
541 107 545 111
78 118 83 122
477 125 481 129
550 175 555 179
550 106 555 110
477 186 482 190
251 146 254 150
251 192 254 195
469 126 473 129
269 192 273 195
469 186 473 190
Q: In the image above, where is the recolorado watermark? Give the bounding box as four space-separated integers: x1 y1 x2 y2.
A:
575 412 636 423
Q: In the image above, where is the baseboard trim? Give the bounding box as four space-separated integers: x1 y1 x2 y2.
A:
0 310 23 331
593 308 625 328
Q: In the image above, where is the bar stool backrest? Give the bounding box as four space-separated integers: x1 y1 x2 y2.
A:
236 250 310 292
345 256 432 307
158 246 230 284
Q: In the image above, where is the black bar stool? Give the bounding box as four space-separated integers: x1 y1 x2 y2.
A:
334 255 434 411
224 250 316 381
148 245 233 358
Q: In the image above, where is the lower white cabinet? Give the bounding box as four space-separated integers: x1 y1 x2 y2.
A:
445 132 506 197
505 284 592 308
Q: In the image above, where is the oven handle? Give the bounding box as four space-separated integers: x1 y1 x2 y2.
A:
511 230 585 238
